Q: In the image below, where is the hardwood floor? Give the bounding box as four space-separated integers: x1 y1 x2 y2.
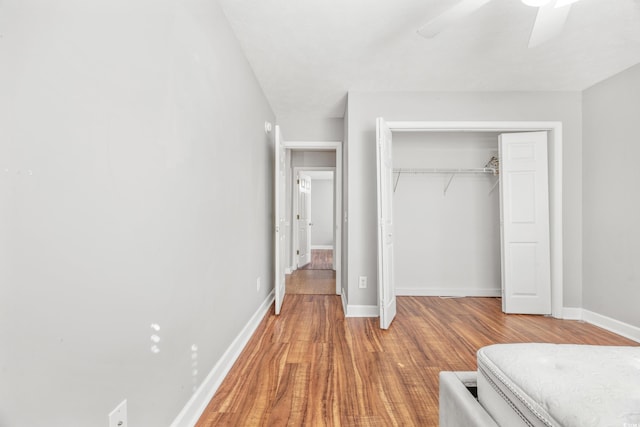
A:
300 249 333 270
286 269 336 295
196 296 637 426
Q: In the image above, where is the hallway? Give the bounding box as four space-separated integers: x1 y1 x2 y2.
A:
287 249 336 295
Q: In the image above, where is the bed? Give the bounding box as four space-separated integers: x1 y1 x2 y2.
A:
440 343 640 427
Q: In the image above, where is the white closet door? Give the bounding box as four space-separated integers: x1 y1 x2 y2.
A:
499 131 551 314
376 117 397 329
274 125 286 315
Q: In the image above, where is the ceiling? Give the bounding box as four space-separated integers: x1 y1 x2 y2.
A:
218 0 640 118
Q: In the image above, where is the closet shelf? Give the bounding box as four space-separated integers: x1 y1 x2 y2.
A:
392 167 498 195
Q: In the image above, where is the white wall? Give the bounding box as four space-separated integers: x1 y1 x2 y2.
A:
583 63 640 328
0 1 275 426
310 177 334 247
393 132 500 296
346 91 582 307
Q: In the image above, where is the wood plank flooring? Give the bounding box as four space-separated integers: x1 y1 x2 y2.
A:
300 249 333 270
196 296 637 427
286 269 336 295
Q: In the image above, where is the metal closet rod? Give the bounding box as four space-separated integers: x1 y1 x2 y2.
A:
392 167 497 174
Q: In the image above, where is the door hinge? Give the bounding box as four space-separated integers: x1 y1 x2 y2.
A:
297 179 300 184
296 250 299 255
297 214 300 219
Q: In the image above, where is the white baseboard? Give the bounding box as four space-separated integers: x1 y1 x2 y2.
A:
285 267 293 275
582 309 640 343
561 307 583 320
311 245 334 250
395 288 501 297
170 290 275 427
345 304 379 317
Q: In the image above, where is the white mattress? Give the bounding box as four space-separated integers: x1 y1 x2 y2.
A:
477 343 640 427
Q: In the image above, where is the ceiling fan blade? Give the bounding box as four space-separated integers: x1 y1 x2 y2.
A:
555 0 581 8
417 0 493 39
528 2 572 48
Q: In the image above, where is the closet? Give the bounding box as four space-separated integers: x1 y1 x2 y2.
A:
393 131 502 298
375 119 559 329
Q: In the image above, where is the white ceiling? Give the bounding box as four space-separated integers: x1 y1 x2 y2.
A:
218 0 640 118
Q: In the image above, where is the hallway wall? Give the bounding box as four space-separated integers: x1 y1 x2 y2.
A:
0 1 275 425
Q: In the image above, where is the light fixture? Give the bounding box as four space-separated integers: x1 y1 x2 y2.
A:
521 0 552 7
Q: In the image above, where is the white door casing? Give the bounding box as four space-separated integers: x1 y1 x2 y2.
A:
499 131 551 314
274 125 287 315
376 118 397 329
297 173 312 268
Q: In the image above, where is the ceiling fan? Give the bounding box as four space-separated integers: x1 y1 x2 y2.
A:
417 0 583 48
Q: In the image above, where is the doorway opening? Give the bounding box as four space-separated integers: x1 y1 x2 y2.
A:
376 120 563 329
289 168 336 295
273 131 343 313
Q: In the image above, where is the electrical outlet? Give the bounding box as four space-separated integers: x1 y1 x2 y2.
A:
256 277 261 292
108 400 127 427
359 276 367 289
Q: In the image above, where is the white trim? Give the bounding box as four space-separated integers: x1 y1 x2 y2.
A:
561 307 583 320
583 309 640 343
341 290 348 316
170 291 275 427
284 266 293 275
345 304 379 318
395 288 501 297
285 139 343 296
384 120 563 319
387 121 562 132
283 140 342 150
311 245 334 250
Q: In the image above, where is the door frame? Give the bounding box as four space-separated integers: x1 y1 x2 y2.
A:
385 121 563 318
283 141 343 296
292 167 336 270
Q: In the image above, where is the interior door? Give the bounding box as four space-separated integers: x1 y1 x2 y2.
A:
274 125 287 315
376 117 397 329
297 173 312 268
499 131 551 314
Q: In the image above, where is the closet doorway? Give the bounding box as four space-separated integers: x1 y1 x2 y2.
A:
375 120 563 329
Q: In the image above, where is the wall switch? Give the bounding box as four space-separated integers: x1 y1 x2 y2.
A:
358 276 367 289
108 400 127 427
256 277 261 292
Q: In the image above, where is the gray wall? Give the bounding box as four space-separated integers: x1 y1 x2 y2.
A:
346 91 583 307
278 115 344 141
583 64 640 328
0 1 275 426
291 151 336 168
